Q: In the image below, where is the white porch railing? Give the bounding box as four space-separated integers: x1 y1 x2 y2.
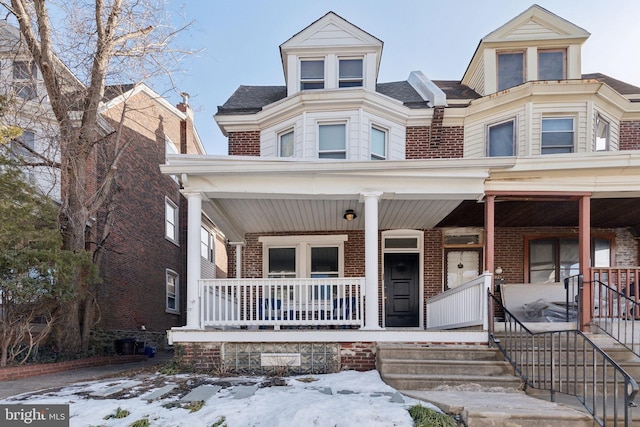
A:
200 278 364 328
425 272 492 330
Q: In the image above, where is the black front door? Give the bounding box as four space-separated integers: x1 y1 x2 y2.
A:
384 253 419 327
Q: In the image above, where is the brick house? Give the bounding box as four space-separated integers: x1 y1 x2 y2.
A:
161 5 640 373
0 18 225 352
90 85 224 350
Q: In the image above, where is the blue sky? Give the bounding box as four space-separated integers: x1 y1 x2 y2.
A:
165 1 640 155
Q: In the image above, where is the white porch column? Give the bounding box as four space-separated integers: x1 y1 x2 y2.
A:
186 192 202 329
362 191 383 330
229 242 245 278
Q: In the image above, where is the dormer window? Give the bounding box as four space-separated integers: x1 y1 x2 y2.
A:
300 60 325 90
497 51 525 91
339 59 363 88
538 49 566 80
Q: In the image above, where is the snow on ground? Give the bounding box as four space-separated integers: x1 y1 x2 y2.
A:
0 370 436 426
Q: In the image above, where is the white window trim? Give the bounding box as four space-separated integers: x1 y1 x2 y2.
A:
259 235 348 278
13 60 38 100
166 269 179 314
317 121 348 159
381 229 424 328
370 124 388 160
300 58 325 90
541 116 575 154
165 197 179 245
497 50 526 91
537 48 567 80
485 118 517 157
201 225 214 262
278 128 295 157
595 114 610 152
338 57 364 88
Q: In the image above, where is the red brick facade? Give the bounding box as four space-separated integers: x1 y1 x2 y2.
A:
228 131 261 156
405 125 464 159
91 91 204 335
620 121 640 150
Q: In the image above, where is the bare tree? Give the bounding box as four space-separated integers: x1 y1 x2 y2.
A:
0 0 193 354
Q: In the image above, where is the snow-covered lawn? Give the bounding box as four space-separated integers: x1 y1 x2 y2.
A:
1 370 436 426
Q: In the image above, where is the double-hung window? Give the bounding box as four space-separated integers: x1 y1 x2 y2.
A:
339 59 363 87
13 61 37 100
497 51 525 91
538 49 566 81
370 126 387 160
487 119 516 157
278 129 294 157
300 60 324 90
541 117 574 154
318 123 346 159
201 226 214 262
166 269 179 313
165 198 178 244
595 115 610 151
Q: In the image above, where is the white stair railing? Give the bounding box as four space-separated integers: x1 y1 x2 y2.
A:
426 272 492 330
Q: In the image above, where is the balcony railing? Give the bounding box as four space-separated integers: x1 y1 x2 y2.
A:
200 278 364 329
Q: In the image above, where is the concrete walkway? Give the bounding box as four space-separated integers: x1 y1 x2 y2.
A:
402 389 595 426
0 351 171 399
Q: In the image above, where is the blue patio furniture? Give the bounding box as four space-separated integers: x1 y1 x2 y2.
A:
333 296 357 327
258 298 293 328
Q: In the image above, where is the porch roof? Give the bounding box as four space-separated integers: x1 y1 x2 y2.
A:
162 156 514 242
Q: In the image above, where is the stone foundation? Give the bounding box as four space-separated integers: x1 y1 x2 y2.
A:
176 341 377 375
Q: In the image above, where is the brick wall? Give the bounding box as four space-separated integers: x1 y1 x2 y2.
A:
619 121 640 150
339 342 376 371
0 355 146 382
92 91 197 334
228 131 261 156
405 125 464 159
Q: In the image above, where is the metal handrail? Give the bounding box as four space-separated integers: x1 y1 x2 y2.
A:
591 279 640 357
489 290 638 426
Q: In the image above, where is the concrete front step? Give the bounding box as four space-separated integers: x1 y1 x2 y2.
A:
377 344 503 362
383 373 524 391
379 358 514 377
402 389 595 427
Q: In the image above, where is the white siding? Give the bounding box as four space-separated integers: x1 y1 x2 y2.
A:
261 109 405 161
467 54 486 95
504 20 561 40
298 23 363 47
464 106 526 158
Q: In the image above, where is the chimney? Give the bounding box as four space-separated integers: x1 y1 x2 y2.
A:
177 92 192 154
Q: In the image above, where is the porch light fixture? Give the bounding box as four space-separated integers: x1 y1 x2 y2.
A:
343 209 357 221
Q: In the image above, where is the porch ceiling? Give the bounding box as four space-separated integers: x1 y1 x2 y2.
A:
437 198 640 234
204 197 465 242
